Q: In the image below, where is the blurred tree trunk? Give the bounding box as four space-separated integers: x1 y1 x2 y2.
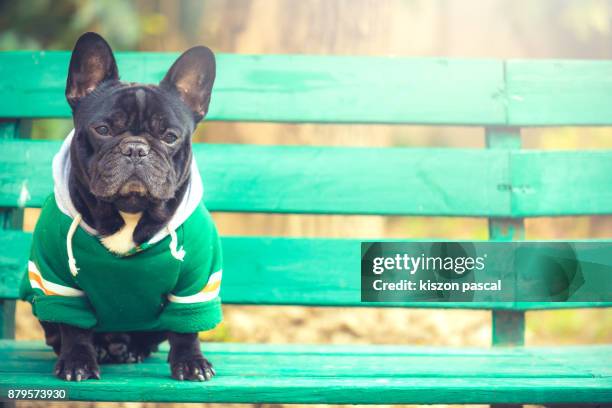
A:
196 0 410 238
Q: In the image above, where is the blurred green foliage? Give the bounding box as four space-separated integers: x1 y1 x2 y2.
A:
0 0 144 139
0 0 141 50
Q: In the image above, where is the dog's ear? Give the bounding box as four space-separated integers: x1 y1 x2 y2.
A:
160 46 216 122
66 32 119 109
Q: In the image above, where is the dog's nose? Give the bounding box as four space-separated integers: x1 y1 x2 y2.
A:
120 140 150 158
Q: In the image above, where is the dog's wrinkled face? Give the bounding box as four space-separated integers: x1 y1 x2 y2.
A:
73 83 193 211
65 32 215 242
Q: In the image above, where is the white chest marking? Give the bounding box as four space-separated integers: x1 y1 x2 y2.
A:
100 211 142 254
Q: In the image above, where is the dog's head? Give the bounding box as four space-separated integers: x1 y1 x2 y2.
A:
65 32 215 242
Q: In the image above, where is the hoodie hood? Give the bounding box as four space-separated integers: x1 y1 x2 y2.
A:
53 129 204 247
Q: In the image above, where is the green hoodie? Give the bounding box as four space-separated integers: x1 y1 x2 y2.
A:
19 131 223 333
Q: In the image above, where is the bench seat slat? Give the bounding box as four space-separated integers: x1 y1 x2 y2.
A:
1 140 611 216
0 351 596 378
0 341 610 404
2 231 611 310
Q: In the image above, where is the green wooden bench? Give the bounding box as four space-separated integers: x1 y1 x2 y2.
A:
0 52 611 407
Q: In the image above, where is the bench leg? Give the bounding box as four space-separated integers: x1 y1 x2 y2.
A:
492 310 525 346
1 120 26 408
0 300 16 339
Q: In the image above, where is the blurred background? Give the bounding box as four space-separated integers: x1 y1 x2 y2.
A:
1 0 611 407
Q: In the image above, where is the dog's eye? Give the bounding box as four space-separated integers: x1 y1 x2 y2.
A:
162 132 178 145
94 125 110 136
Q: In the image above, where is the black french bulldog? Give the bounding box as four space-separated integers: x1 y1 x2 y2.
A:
40 32 216 382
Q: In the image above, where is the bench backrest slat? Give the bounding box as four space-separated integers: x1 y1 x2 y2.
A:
2 52 612 125
506 60 612 125
1 230 610 309
1 140 611 216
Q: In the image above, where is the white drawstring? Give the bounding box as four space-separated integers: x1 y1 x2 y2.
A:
168 226 186 261
67 213 82 276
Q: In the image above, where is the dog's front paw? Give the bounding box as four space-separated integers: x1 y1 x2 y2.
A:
170 355 215 381
55 343 100 381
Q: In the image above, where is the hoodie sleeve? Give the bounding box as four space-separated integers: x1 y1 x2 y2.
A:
158 204 223 333
19 196 98 329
